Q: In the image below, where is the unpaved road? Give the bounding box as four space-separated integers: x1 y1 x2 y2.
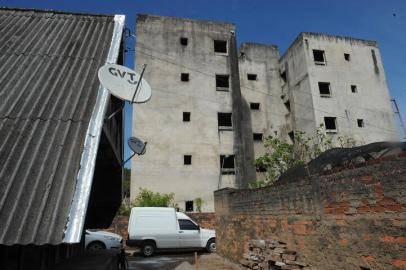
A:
127 252 238 270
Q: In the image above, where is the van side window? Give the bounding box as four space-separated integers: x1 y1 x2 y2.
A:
178 219 199 230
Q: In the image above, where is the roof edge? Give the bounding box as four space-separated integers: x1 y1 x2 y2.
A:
0 6 118 17
62 14 125 243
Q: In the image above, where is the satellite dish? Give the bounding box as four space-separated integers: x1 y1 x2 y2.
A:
98 64 152 103
128 137 147 155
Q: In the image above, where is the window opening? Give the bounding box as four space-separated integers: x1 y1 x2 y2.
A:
318 82 331 97
220 155 235 175
184 202 194 213
184 155 192 165
216 74 229 90
250 103 260 110
313 49 326 65
181 73 189 82
247 74 257 81
183 112 190 122
180 37 188 46
324 117 337 132
214 40 227 53
218 113 232 130
253 133 263 141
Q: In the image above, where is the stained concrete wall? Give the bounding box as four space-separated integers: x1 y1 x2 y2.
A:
280 33 399 143
132 14 242 212
214 152 406 270
238 43 288 174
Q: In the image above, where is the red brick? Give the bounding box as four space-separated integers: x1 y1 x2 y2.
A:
380 236 406 244
392 259 406 268
362 255 375 262
339 239 349 245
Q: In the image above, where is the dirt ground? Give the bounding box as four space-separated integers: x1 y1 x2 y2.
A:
127 251 240 270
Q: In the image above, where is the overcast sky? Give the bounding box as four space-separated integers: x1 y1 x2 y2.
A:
2 0 405 165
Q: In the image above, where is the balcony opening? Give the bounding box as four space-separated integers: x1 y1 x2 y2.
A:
214 40 227 54
351 85 357 93
344 53 351 61
357 119 364 128
220 155 235 175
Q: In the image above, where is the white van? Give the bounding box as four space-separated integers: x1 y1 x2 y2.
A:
126 207 216 256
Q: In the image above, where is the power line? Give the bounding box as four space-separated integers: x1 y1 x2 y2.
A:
134 47 400 136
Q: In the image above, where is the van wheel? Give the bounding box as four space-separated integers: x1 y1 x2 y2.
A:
142 241 156 257
206 239 216 253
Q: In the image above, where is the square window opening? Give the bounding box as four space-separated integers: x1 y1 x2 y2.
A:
351 85 357 93
181 73 189 82
344 53 351 61
180 37 188 46
216 75 229 90
220 155 235 175
324 117 337 132
185 201 194 212
183 112 190 122
313 49 326 65
253 133 263 141
214 40 227 54
357 119 364 128
218 113 232 130
184 155 192 165
247 74 257 81
318 82 331 97
280 71 287 83
250 103 260 110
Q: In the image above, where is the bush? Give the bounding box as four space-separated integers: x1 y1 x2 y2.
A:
118 188 175 216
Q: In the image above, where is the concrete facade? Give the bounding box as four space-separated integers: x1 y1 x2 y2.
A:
132 15 399 212
280 33 399 144
132 14 255 212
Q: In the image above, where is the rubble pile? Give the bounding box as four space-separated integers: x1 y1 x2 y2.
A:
239 239 310 270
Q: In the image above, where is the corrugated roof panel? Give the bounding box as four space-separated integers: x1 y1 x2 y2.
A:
0 8 118 245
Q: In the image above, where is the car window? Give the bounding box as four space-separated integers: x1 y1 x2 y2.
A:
178 219 199 230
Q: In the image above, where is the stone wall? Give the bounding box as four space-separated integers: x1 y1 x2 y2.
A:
214 153 406 270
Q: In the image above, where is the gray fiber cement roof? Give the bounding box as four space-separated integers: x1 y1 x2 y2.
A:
0 8 116 245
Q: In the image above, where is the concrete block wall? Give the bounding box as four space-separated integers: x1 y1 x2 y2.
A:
214 153 406 270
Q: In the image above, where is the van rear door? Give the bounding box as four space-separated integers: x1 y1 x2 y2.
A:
177 219 201 248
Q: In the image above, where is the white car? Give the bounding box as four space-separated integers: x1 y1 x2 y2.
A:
127 207 216 256
85 230 123 252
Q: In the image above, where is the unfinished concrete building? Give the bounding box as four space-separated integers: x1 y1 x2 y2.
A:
132 15 399 212
280 33 399 144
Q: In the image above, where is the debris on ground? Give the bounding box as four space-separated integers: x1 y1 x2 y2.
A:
240 239 310 270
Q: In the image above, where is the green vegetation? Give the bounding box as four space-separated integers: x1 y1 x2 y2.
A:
194 197 203 212
118 188 175 216
252 125 356 188
123 168 131 197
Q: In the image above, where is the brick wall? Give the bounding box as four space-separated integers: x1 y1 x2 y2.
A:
188 212 216 229
214 154 406 270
